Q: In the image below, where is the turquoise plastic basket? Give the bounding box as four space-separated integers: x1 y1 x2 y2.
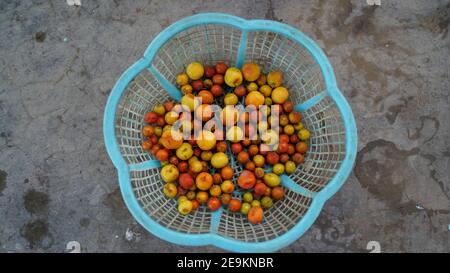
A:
103 13 357 252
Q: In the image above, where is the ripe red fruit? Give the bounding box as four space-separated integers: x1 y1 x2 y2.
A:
290 134 300 144
221 193 231 205
213 173 222 184
179 173 194 189
178 161 188 172
210 84 223 97
277 143 289 153
289 111 302 124
234 85 246 97
144 112 158 123
237 151 250 164
155 149 169 161
237 170 256 190
254 182 267 196
280 153 290 163
201 161 209 172
204 66 216 78
150 135 158 145
198 90 214 104
191 80 204 91
271 186 285 200
245 161 255 171
216 141 228 153
248 206 263 224
203 79 213 89
141 140 152 151
212 74 224 85
156 116 166 127
231 143 243 154
248 145 259 157
150 144 160 155
254 168 265 179
279 134 289 144
287 144 295 155
169 155 179 165
295 142 308 153
242 138 251 147
177 186 187 196
191 199 199 210
221 166 234 180
194 147 202 157
266 152 279 165
283 101 294 113
142 125 154 137
228 199 242 212
292 153 304 164
215 62 228 75
164 101 174 112
207 197 221 211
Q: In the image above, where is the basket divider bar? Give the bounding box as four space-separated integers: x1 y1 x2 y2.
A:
280 174 316 198
147 66 182 102
210 207 223 233
294 91 327 112
236 30 248 68
129 160 161 171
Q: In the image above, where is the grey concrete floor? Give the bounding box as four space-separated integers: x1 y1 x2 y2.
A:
0 0 449 253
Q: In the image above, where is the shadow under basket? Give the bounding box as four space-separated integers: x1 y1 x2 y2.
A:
103 13 358 252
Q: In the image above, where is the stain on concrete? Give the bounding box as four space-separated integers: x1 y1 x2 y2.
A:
354 139 419 207
265 0 281 22
0 131 12 139
386 103 406 125
36 174 49 187
388 68 423 90
110 14 136 27
385 96 414 125
23 189 49 214
103 187 129 220
333 0 353 28
420 153 450 203
442 147 450 157
407 115 440 143
0 169 6 193
308 0 352 49
384 41 418 58
20 219 52 249
306 0 326 25
314 2 379 50
350 6 378 36
34 31 46 43
421 3 450 38
350 51 386 89
80 217 90 228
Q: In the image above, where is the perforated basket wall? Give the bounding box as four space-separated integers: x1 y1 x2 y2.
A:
103 13 357 252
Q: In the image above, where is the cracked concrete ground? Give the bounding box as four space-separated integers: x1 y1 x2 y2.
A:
0 0 449 252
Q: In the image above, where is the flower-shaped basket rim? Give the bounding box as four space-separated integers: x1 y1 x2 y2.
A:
103 13 358 253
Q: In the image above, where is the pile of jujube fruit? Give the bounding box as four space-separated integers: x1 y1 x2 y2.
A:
141 61 310 224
